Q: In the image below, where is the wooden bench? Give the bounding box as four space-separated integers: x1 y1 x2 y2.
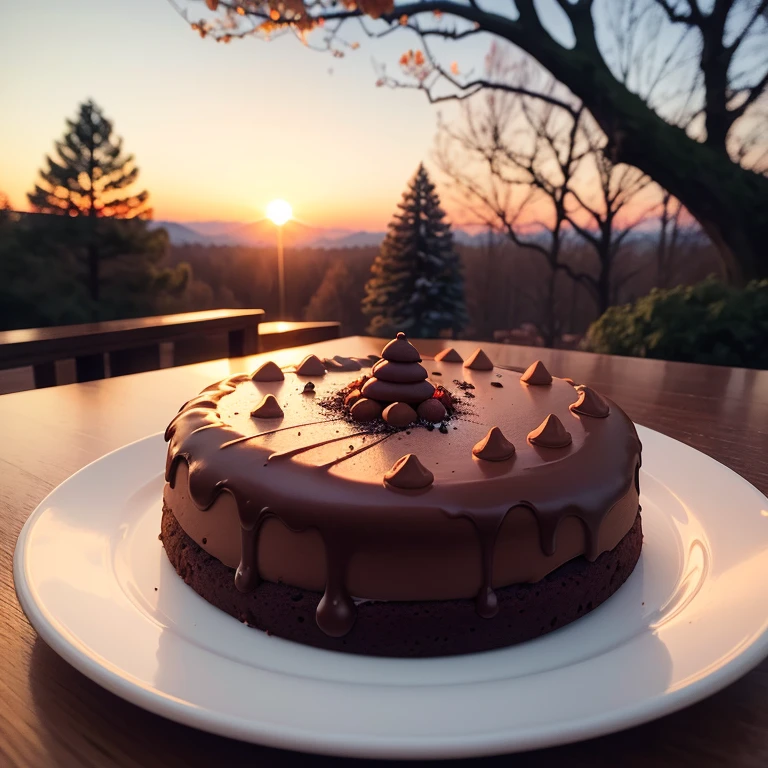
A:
0 309 265 388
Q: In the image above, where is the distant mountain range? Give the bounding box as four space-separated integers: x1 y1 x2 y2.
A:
151 219 490 249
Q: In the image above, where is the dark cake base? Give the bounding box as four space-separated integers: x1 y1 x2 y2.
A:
160 504 642 657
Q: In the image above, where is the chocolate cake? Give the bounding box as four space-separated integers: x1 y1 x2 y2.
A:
161 334 642 657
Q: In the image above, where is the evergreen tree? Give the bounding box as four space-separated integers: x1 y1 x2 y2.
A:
26 100 182 319
28 100 150 219
362 164 467 338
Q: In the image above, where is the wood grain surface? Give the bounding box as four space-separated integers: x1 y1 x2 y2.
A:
1 337 767 768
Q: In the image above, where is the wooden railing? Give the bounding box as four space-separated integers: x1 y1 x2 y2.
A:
0 311 341 390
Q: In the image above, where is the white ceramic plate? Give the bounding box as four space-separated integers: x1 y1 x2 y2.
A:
14 426 768 759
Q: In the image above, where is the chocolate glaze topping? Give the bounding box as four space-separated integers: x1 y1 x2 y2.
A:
164 335 641 638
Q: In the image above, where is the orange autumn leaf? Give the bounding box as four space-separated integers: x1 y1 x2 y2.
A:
270 9 280 20
414 50 425 66
236 6 245 15
205 0 219 10
399 14 408 25
359 0 394 17
450 61 459 75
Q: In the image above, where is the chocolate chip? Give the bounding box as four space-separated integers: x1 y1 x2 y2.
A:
202 537 207 544
439 424 449 434
432 371 442 376
427 423 435 431
491 382 503 388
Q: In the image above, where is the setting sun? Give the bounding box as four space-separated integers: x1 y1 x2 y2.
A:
266 199 293 226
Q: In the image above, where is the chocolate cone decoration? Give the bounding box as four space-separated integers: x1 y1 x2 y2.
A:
250 393 284 419
434 347 463 363
464 348 494 371
520 360 552 386
382 332 422 363
251 361 284 382
384 454 434 490
295 354 326 376
472 426 516 462
362 332 435 404
528 414 572 448
569 386 610 418
382 401 418 427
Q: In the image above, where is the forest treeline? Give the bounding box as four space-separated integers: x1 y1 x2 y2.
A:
160 232 722 343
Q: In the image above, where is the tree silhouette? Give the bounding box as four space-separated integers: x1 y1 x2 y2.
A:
29 100 149 219
27 100 172 316
176 1 768 283
362 164 467 338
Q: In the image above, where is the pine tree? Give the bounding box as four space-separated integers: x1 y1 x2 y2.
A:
28 100 150 219
362 164 467 338
26 100 182 319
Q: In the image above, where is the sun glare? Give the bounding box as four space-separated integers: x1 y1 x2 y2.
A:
266 199 293 226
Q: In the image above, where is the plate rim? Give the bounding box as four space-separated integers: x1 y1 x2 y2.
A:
13 426 768 759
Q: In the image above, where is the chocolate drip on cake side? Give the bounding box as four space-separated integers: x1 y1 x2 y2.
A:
164 340 642 639
234 503 272 592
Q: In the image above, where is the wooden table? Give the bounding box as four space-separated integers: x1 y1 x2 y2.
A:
2 337 767 767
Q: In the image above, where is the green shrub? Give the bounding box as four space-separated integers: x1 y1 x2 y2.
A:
582 276 768 369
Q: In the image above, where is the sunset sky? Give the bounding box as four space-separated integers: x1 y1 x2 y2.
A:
0 0 501 230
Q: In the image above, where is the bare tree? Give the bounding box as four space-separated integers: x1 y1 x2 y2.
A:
564 130 654 312
173 0 768 284
435 65 586 345
656 191 684 288
436 54 654 344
